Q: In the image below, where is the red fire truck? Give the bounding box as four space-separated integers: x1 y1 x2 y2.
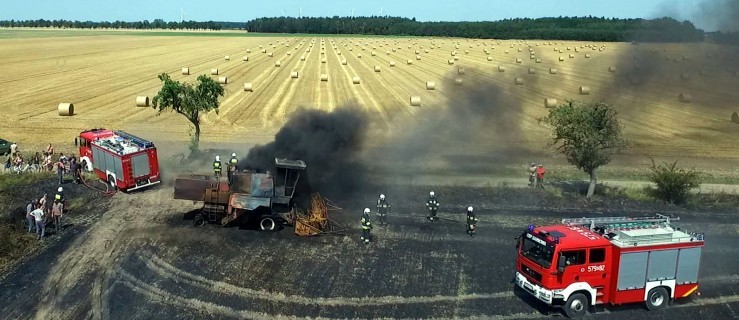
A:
514 215 704 318
76 128 161 192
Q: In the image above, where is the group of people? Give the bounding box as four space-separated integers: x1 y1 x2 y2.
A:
25 187 66 240
528 162 547 188
359 192 479 244
213 153 239 184
3 143 81 182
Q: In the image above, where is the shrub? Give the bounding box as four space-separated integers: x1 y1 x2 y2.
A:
648 159 701 204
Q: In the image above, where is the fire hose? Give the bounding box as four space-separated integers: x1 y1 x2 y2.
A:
79 172 117 197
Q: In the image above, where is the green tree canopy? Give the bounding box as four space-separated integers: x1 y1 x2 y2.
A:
539 100 629 197
152 73 224 153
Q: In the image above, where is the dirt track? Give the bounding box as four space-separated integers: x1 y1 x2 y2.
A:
0 182 737 319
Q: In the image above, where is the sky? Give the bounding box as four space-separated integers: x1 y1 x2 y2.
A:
0 0 720 31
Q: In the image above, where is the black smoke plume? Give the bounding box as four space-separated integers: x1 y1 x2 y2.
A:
242 105 368 196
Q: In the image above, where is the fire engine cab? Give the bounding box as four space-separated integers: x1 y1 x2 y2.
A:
514 214 704 318
76 128 161 192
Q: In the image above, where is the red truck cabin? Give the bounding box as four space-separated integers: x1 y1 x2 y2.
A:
77 128 161 192
514 215 704 317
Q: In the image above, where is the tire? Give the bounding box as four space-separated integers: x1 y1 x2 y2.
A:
646 287 669 311
193 213 206 227
108 175 117 190
259 217 276 231
563 293 589 318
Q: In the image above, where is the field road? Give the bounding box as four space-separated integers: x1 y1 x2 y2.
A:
0 184 736 319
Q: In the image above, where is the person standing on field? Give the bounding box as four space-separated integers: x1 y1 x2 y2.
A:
426 191 440 221
376 194 391 226
51 199 64 232
227 153 238 185
536 164 547 188
213 155 222 179
466 206 478 238
360 208 373 244
31 204 45 240
26 199 36 233
528 162 538 187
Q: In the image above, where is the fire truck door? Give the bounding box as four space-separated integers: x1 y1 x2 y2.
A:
581 247 609 302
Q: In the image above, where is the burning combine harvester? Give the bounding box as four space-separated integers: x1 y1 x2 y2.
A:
173 158 347 236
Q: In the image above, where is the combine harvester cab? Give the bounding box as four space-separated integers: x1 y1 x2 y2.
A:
174 158 307 231
76 128 161 192
514 214 704 318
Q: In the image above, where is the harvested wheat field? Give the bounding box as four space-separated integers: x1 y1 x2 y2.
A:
0 30 738 179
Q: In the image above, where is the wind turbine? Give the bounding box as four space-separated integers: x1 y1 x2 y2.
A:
351 8 355 18
180 8 186 23
379 7 383 16
299 7 303 18
281 9 285 16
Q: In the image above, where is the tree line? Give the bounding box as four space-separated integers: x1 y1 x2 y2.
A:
0 19 242 30
244 16 706 42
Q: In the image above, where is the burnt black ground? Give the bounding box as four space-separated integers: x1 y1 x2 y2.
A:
0 180 737 320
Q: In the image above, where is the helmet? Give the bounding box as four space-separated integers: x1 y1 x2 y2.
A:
379 194 385 200
57 187 63 192
530 162 536 166
429 191 435 197
467 206 473 212
231 153 236 157
364 208 370 214
215 155 221 161
538 164 543 167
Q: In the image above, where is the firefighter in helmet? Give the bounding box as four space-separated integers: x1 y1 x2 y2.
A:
466 206 478 237
55 187 65 206
227 153 238 185
360 208 373 244
213 155 222 179
426 191 439 221
376 194 391 226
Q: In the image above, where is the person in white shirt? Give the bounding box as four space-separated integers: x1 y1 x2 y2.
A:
31 205 45 240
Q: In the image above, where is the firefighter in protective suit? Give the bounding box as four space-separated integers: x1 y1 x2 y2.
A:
213 155 222 179
376 194 390 226
227 153 238 185
426 191 439 221
466 206 478 237
55 186 64 204
360 208 373 243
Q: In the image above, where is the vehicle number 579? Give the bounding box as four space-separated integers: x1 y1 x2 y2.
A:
588 265 606 272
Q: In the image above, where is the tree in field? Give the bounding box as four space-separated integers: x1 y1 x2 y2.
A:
152 73 224 154
539 100 629 198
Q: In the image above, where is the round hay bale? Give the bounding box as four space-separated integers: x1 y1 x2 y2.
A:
337 51 342 55
559 49 563 53
181 67 190 75
300 56 306 61
225 55 230 61
410 96 421 106
505 50 509 54
453 55 460 60
518 48 522 52
341 59 348 65
374 66 381 72
243 83 253 92
549 68 558 74
585 54 591 58
211 68 219 75
544 98 557 108
357 54 362 58
448 59 455 65
287 51 292 56
416 55 422 60
536 59 542 63
371 51 376 56
407 59 413 65
320 74 328 82
426 81 436 90
290 71 299 79
516 58 522 63
608 66 616 72
58 103 74 116
514 78 524 85
569 54 575 58
135 96 149 107
321 58 327 63
242 56 249 62
415 50 420 54
424 49 429 53
679 93 692 103
246 49 251 53
454 78 463 85
559 56 565 61
487 56 493 61
352 76 361 84
268 52 273 57
498 65 506 72
731 112 739 124
458 68 466 75
389 61 396 67
218 76 228 84
262 49 267 53
465 50 469 54
528 68 536 74
579 86 590 95
349 47 353 51
274 61 281 67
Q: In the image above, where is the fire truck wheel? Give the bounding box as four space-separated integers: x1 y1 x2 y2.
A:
259 217 276 231
646 287 669 311
563 293 589 318
107 175 117 190
193 213 206 227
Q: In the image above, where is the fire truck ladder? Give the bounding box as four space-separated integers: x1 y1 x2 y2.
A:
562 214 679 232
